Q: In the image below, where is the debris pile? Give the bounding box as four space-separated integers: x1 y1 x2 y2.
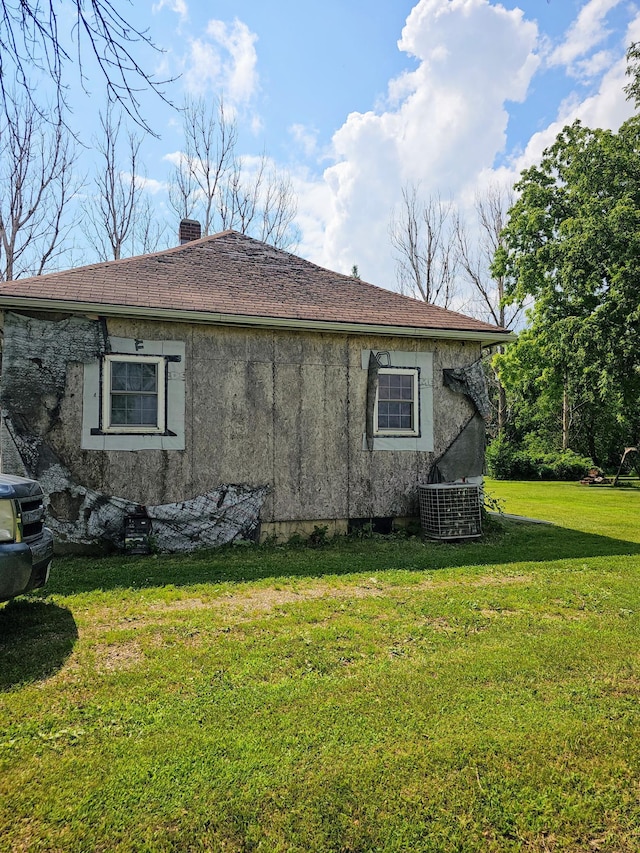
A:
580 468 610 486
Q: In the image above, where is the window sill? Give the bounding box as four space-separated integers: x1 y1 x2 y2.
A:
90 427 177 437
374 430 421 438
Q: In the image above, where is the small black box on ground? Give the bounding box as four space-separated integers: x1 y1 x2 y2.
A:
124 506 152 554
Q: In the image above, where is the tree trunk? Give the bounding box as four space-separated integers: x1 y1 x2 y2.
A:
562 382 570 450
497 379 507 434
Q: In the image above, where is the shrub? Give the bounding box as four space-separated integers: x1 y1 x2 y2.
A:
486 435 592 481
485 433 515 479
548 450 593 480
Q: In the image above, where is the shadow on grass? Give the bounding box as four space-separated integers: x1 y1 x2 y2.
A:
43 518 640 596
0 599 78 691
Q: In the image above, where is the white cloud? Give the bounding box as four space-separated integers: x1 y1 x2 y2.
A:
548 0 622 74
115 173 167 195
289 124 319 159
250 113 264 136
183 18 259 105
154 0 637 301
152 0 188 21
574 49 616 79
206 19 259 103
137 176 167 195
297 0 540 285
163 150 183 169
184 39 222 95
486 12 639 194
294 0 640 295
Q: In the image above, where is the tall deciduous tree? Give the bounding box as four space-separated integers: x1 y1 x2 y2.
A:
456 184 522 433
169 97 237 236
84 104 165 261
493 117 640 465
390 185 458 307
456 185 518 329
0 93 80 280
218 152 299 249
169 97 300 250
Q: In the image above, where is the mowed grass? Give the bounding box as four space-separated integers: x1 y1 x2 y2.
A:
486 478 640 542
1 483 640 852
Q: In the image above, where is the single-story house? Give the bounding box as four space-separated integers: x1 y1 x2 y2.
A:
0 225 513 551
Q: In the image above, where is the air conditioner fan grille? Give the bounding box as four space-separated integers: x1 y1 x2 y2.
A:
419 484 482 540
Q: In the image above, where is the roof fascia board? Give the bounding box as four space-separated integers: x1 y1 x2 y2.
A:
0 297 516 344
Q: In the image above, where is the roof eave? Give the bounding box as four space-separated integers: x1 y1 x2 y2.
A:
0 297 517 345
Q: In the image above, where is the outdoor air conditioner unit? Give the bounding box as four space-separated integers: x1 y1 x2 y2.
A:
418 483 482 540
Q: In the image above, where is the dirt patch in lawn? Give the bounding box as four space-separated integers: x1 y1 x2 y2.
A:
148 573 534 615
83 572 535 634
93 640 145 671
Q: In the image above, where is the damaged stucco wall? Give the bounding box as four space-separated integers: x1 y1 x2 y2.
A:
38 464 267 552
0 312 268 550
0 312 106 478
0 309 486 550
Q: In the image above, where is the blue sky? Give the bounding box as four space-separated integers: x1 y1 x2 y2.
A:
58 0 640 291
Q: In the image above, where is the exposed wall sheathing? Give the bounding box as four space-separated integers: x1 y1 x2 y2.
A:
0 312 268 550
1 312 106 477
0 310 485 550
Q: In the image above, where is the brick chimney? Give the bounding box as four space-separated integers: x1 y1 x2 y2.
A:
179 219 202 244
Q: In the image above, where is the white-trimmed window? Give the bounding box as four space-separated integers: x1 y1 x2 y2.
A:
374 367 420 436
101 354 166 434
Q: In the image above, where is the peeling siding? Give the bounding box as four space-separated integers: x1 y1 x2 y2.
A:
38 460 268 552
1 312 106 477
0 310 485 550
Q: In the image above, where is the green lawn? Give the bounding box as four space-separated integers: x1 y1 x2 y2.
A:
486 478 640 542
1 482 640 852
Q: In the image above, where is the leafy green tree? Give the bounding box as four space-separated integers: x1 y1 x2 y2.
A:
493 116 640 466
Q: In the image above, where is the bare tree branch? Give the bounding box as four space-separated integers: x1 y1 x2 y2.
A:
134 195 168 255
390 185 458 307
455 183 525 434
218 153 266 237
83 103 163 260
169 98 299 249
0 92 82 280
259 164 300 251
169 96 238 236
0 1 175 135
456 183 523 330
168 154 197 224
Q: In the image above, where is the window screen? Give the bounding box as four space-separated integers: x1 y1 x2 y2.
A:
375 369 419 434
110 361 159 426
